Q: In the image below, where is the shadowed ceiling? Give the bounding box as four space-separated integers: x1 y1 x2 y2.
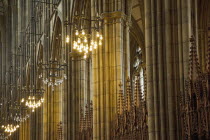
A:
131 0 144 32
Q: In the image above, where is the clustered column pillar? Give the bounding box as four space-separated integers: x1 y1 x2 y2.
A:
145 0 192 139
92 11 126 140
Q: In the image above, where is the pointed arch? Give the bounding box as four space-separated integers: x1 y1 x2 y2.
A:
51 15 62 61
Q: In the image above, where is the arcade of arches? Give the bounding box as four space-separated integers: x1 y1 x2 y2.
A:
0 0 210 140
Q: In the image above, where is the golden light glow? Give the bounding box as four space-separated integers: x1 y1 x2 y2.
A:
2 124 20 133
72 30 103 58
65 35 70 43
75 30 79 36
21 98 25 103
23 96 44 112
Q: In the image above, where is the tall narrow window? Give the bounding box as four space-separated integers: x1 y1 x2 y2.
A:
132 47 145 99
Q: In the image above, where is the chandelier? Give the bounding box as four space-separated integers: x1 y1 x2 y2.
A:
13 112 30 122
20 87 45 112
71 30 103 58
2 124 19 133
24 96 44 112
65 12 103 58
39 59 67 91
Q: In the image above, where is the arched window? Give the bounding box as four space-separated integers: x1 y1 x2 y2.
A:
132 46 145 100
139 68 145 99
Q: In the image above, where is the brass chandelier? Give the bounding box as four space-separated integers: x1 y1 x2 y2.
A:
39 15 67 91
71 29 103 58
65 12 103 58
39 59 67 91
2 124 19 134
23 95 44 112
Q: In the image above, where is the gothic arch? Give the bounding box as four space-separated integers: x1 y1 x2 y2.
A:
130 0 145 75
43 14 64 140
37 42 44 89
51 16 62 61
25 62 31 88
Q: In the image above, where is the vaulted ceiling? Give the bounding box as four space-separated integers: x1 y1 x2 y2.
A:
130 0 145 73
131 0 144 32
130 0 145 60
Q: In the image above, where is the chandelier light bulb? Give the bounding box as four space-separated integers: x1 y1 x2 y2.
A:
100 35 103 40
73 41 78 48
80 43 84 49
84 37 87 43
99 41 102 46
40 73 43 78
96 32 100 37
21 98 25 103
82 30 85 35
38 101 41 106
75 30 79 35
91 40 94 45
78 38 81 44
65 35 70 43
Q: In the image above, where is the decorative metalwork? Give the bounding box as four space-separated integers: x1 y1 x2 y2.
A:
65 5 103 58
0 0 62 138
39 16 67 91
111 77 148 140
39 59 67 91
79 101 93 140
179 36 210 140
56 121 63 140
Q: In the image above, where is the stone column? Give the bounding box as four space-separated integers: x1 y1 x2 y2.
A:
145 0 192 139
181 0 191 80
43 84 49 140
164 0 177 139
156 0 167 139
145 0 155 139
177 0 192 137
92 11 126 140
